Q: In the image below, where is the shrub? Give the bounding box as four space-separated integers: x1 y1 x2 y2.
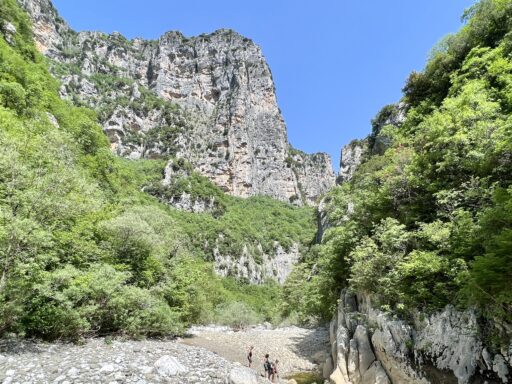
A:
211 302 264 330
0 81 26 113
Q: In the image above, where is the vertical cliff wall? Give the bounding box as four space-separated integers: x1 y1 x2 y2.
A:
20 0 335 205
325 290 511 384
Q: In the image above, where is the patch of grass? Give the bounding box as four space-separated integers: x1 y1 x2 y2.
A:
286 371 324 384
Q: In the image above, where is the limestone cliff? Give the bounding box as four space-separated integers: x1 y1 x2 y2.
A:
20 0 335 205
337 102 407 184
214 242 301 284
338 139 368 183
324 290 511 384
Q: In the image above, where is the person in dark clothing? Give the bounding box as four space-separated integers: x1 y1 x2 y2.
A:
247 346 254 367
263 353 272 379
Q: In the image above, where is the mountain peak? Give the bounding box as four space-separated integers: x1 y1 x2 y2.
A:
19 0 335 205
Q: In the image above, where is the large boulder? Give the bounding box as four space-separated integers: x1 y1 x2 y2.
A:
154 355 188 377
228 366 264 384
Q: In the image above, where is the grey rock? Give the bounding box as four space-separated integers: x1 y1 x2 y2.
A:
353 325 375 375
214 242 300 284
316 197 330 242
20 0 336 206
414 306 482 383
99 363 116 373
328 290 512 384
338 139 368 183
348 338 360 382
46 112 60 128
66 367 79 378
493 354 509 383
53 374 66 382
18 0 70 57
227 366 261 384
322 356 334 379
167 191 217 214
361 361 390 384
369 102 406 156
2 22 17 45
482 348 493 370
154 355 188 377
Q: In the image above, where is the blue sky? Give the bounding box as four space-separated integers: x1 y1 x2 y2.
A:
52 0 476 170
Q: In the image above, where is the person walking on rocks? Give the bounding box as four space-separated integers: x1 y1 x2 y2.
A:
247 345 254 367
271 359 279 382
263 353 272 379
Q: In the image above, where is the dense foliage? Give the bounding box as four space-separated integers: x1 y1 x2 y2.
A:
284 0 512 330
0 0 314 340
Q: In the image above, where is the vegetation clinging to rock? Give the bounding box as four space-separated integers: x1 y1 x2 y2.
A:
285 0 512 332
0 0 314 340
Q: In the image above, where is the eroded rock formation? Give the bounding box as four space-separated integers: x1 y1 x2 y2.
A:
338 139 368 183
20 0 335 205
326 290 512 384
214 242 300 285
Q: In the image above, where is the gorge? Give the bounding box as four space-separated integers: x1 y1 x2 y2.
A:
1 0 512 383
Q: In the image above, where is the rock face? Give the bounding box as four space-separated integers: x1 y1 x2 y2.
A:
338 139 368 183
337 102 407 184
18 0 70 56
368 102 407 156
20 0 335 205
327 290 512 384
316 197 331 243
1 21 17 45
214 242 301 284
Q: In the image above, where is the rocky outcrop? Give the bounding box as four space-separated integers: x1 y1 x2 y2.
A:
338 139 368 183
337 102 408 184
327 290 512 384
288 149 336 204
214 242 300 284
20 0 335 205
152 159 221 214
163 192 217 214
18 0 71 56
316 197 331 243
368 102 407 156
1 21 17 45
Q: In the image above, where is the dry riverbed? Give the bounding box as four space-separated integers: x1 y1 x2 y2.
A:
180 325 330 379
0 326 329 384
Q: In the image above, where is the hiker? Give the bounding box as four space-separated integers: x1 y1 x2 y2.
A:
263 353 272 379
271 359 279 382
247 345 254 367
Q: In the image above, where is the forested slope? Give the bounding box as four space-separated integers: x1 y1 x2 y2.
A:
0 0 316 340
285 0 512 338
